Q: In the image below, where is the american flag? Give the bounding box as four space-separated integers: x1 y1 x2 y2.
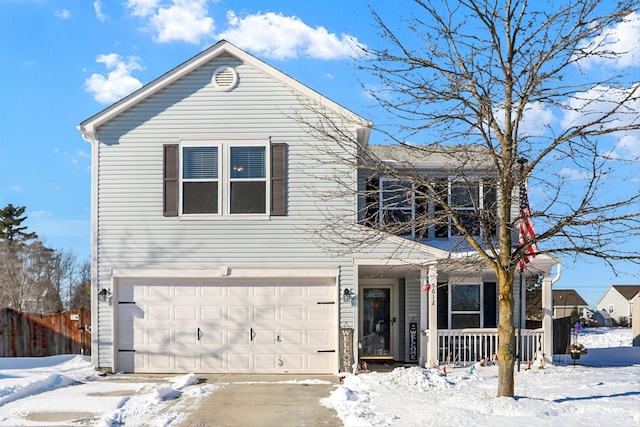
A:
518 182 538 271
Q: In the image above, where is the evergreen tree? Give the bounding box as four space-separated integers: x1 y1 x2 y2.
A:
0 204 37 244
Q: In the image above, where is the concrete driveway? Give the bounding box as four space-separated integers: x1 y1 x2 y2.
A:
174 374 342 427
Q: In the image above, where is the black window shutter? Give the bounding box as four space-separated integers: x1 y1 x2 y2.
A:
483 282 497 328
437 283 449 329
163 144 179 217
270 143 287 216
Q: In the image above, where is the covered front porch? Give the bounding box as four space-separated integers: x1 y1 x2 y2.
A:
350 256 558 369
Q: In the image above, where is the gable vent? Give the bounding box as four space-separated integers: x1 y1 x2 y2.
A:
212 65 238 91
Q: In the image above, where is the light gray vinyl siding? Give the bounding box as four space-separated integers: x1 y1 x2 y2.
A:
92 54 368 368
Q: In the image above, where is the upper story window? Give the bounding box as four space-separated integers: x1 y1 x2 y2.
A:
369 176 497 239
183 146 220 214
163 142 286 218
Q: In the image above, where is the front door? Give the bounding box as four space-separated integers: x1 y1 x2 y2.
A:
360 286 394 359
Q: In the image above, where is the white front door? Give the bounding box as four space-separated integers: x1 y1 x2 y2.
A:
115 278 336 373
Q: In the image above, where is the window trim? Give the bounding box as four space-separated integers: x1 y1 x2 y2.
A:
449 282 483 328
178 140 270 219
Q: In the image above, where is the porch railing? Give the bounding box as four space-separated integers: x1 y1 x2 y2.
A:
424 328 544 366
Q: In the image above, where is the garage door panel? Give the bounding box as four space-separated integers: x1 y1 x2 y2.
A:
201 305 224 321
253 327 277 345
175 285 197 297
147 329 171 346
227 328 250 345
228 353 251 370
175 306 197 320
200 330 224 346
227 305 251 321
307 329 331 346
281 306 303 322
201 353 224 370
281 329 303 346
254 353 278 370
148 305 170 321
307 305 331 322
176 353 198 370
149 286 171 298
175 329 197 346
254 305 277 322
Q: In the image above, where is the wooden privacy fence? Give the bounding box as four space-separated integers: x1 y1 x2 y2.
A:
0 308 91 357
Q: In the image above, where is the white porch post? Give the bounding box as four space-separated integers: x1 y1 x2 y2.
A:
420 267 427 367
541 272 553 366
425 265 438 368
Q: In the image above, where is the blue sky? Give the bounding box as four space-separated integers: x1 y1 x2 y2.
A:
0 0 638 307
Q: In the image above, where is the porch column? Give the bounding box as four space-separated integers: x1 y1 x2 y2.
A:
541 272 553 366
426 265 438 368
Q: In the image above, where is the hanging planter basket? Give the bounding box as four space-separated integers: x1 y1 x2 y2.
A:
567 344 588 360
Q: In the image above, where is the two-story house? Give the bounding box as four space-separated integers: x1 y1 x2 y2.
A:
596 285 639 325
553 289 590 319
78 40 560 374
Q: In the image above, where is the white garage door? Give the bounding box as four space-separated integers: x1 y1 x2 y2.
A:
115 278 336 374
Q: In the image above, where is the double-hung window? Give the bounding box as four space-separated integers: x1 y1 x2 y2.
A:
380 179 415 237
229 146 266 214
182 146 220 214
179 142 268 216
450 283 482 328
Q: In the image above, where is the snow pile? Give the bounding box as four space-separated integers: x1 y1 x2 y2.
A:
576 326 632 348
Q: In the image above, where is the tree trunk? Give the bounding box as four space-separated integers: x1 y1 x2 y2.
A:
497 269 516 397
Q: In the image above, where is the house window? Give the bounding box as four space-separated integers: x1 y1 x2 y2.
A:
608 304 614 314
229 146 266 214
368 176 497 239
182 146 220 214
450 283 481 328
380 179 415 237
180 142 267 216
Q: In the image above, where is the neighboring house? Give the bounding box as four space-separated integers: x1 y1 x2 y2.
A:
553 289 590 319
77 40 561 374
596 285 639 324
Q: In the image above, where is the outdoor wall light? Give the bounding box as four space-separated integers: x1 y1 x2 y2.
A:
98 288 111 303
343 288 353 303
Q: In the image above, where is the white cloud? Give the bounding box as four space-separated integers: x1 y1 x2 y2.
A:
491 101 555 138
518 102 555 137
605 134 640 160
561 84 640 132
127 0 159 17
54 9 71 19
559 167 590 180
127 0 214 44
218 11 366 60
94 1 108 22
575 12 640 70
84 54 144 104
560 84 640 162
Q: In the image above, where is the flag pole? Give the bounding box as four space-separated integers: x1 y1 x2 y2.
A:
516 158 527 373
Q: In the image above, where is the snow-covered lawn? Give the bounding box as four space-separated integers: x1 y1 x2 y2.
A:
324 327 640 426
0 327 638 426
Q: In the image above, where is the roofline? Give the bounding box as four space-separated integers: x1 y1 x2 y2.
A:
77 39 372 142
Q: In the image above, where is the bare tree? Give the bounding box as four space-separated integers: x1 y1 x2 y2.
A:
69 259 91 310
299 0 639 397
